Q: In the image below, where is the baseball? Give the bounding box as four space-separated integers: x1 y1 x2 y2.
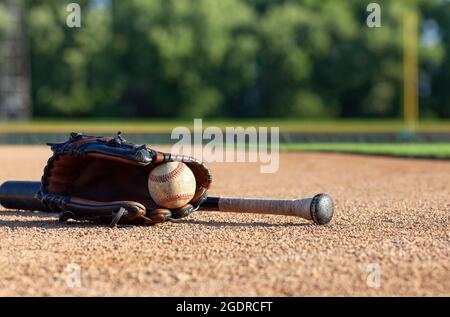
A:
148 162 196 209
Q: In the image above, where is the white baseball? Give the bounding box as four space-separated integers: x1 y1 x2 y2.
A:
148 162 196 209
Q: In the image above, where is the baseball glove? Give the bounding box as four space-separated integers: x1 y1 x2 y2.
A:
38 132 212 227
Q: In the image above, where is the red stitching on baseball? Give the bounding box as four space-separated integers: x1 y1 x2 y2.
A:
158 193 193 206
149 162 185 183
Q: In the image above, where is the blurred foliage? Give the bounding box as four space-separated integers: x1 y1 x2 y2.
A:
9 0 448 118
422 1 450 118
0 4 7 34
0 3 8 67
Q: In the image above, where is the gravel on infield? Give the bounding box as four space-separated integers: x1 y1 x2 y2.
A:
0 146 448 296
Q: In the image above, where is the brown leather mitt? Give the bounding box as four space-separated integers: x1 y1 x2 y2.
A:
38 132 212 227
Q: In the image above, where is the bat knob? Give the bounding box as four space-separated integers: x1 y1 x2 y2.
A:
310 193 334 225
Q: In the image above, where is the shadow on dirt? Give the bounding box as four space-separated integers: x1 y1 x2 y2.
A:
0 210 106 229
177 219 312 228
0 219 106 229
0 210 314 229
0 210 54 218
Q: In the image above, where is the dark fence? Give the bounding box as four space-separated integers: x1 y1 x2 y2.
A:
0 132 449 145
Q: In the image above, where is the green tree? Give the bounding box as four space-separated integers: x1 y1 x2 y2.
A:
26 0 116 116
422 1 450 117
0 4 7 33
0 3 8 66
112 0 259 117
20 0 450 119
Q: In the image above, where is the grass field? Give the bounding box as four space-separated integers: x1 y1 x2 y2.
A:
281 143 450 159
1 119 450 133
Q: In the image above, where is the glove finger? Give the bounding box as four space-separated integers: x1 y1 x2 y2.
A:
147 208 172 223
170 204 194 219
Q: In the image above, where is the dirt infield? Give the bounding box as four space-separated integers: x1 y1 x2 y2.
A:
0 146 448 296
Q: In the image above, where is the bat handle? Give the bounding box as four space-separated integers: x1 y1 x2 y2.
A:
210 193 334 225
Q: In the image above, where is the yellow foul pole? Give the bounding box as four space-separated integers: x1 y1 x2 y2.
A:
403 10 419 131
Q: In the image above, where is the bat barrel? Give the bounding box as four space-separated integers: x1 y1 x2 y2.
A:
0 181 50 212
